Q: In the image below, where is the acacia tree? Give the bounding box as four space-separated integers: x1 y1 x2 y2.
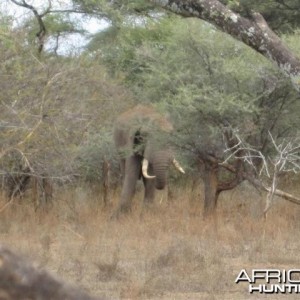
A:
90 16 299 216
149 0 300 91
4 0 300 216
7 0 86 55
8 0 300 87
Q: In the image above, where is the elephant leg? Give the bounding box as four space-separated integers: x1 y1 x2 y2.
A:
118 155 141 213
142 177 155 205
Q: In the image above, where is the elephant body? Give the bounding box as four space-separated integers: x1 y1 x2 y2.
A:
113 105 183 213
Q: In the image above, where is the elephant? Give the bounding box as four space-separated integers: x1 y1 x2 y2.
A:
113 104 185 214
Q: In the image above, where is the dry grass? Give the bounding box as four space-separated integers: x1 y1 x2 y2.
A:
1 182 300 299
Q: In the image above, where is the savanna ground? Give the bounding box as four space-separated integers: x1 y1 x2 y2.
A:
1 181 300 300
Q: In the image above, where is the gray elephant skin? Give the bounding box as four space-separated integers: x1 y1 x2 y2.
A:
113 104 184 214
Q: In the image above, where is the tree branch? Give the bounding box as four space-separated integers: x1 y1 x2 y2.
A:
10 0 51 53
149 0 300 92
219 159 300 206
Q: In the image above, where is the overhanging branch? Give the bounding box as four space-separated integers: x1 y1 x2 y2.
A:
149 0 300 91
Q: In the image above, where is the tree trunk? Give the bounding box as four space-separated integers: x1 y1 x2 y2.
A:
203 161 219 217
102 160 110 206
150 0 300 91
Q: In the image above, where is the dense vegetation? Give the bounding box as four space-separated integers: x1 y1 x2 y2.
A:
0 0 299 215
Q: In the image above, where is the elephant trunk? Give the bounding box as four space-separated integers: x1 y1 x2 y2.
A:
151 152 171 190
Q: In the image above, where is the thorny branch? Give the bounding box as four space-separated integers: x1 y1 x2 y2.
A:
223 129 300 216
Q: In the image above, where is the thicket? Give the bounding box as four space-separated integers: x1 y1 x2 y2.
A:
88 16 300 213
0 1 300 214
0 21 133 203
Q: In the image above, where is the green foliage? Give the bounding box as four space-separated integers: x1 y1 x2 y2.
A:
87 16 175 82
1 2 299 188
75 128 119 183
74 0 300 34
91 15 300 169
22 12 85 54
43 14 84 35
283 29 300 56
72 0 156 24
221 0 300 33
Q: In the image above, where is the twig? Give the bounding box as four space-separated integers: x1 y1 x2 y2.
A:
221 130 300 215
0 197 15 213
62 224 84 240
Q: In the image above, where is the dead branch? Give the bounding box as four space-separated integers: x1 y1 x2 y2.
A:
222 130 300 215
219 159 300 206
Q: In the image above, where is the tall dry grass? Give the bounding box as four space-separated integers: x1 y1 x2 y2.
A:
1 182 300 299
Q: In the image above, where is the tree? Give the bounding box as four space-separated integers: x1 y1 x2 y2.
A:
93 16 299 216
9 0 300 87
0 20 133 208
2 1 299 217
9 0 49 53
222 131 300 217
7 0 86 55
149 0 300 92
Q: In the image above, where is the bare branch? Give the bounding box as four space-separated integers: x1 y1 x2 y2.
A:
0 117 43 164
10 0 50 53
223 129 300 215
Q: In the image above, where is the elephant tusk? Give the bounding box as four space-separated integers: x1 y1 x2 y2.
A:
173 158 185 174
142 159 156 179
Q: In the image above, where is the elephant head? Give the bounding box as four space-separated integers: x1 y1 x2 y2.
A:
113 105 184 214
